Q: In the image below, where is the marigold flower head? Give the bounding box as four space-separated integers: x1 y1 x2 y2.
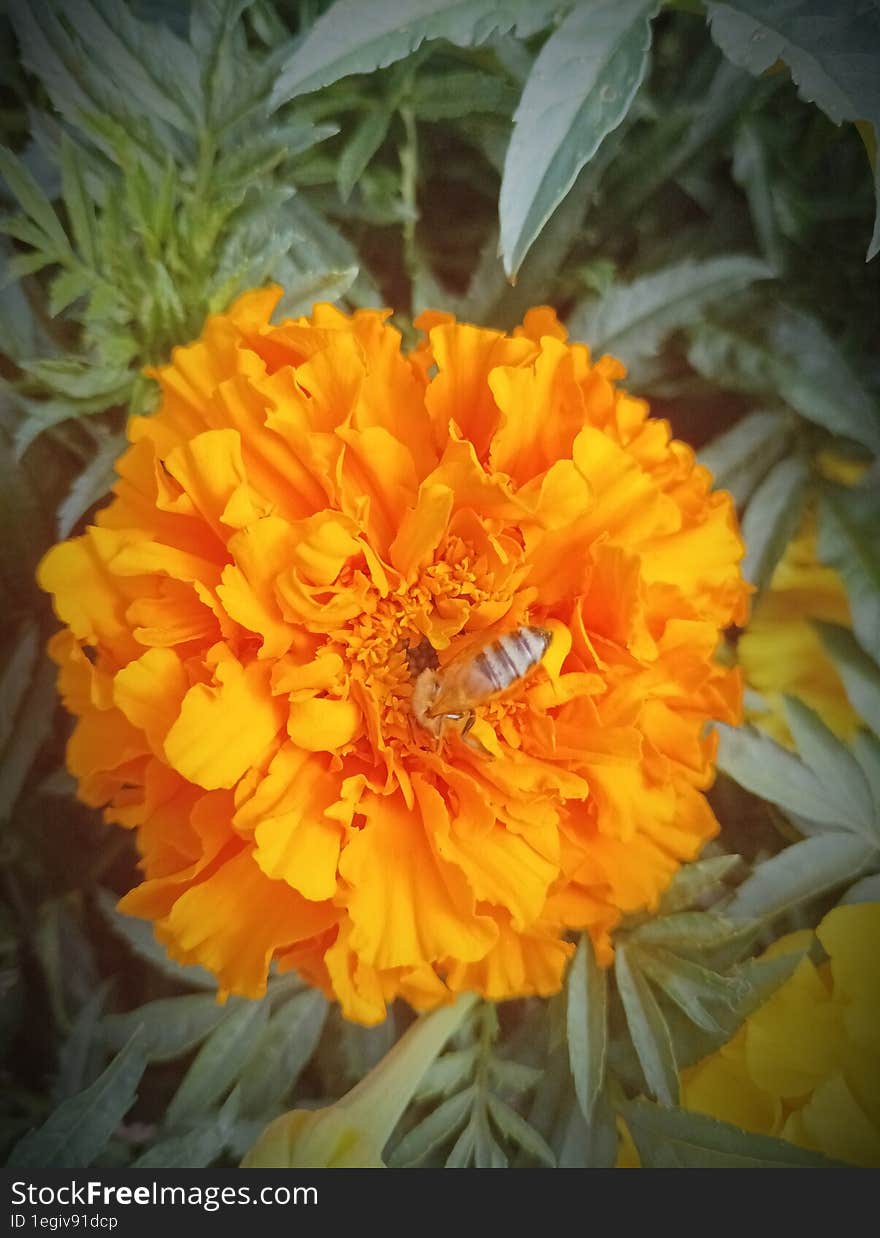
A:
38 289 747 1023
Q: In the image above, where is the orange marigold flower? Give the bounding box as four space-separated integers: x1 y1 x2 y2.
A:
37 289 748 1024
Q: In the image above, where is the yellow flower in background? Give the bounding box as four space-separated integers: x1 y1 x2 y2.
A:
738 497 861 747
680 902 880 1167
37 289 747 1023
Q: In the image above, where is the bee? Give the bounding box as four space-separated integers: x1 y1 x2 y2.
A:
409 625 552 752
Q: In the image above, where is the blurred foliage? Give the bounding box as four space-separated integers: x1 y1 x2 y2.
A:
0 0 878 1169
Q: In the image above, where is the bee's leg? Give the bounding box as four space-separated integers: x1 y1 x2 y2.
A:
460 712 475 739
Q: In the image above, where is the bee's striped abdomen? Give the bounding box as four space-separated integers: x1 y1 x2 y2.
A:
474 625 552 694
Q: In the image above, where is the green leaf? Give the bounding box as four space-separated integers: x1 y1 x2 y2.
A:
237 989 328 1118
269 0 560 105
411 70 518 121
337 105 393 202
486 1095 556 1167
726 832 877 921
20 357 132 400
716 721 863 831
731 120 786 271
622 1098 849 1167
629 911 757 957
53 984 111 1104
103 995 233 1064
130 1123 228 1169
632 945 745 1034
705 0 880 261
0 622 39 756
565 934 607 1123
56 432 124 538
499 0 657 277
853 732 880 819
416 1048 479 1101
60 134 97 267
389 1086 474 1167
0 144 71 256
62 0 199 135
165 998 269 1128
48 267 94 317
95 889 219 990
782 696 876 839
658 855 743 914
614 944 679 1105
818 486 880 659
0 655 57 822
697 409 788 507
737 455 806 589
815 622 880 736
7 1032 146 1168
688 306 880 454
840 872 880 905
569 255 773 378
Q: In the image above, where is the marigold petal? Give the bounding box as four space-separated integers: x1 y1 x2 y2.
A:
164 658 284 789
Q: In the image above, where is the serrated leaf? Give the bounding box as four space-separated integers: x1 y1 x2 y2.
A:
95 889 218 990
0 622 38 755
488 1058 542 1096
57 432 124 537
129 1123 228 1169
64 0 199 134
732 119 786 271
388 1086 474 1167
337 105 393 202
60 134 97 267
7 1032 146 1168
716 721 863 832
628 910 757 955
48 267 94 317
818 486 880 660
726 832 877 921
815 622 880 736
486 1095 555 1166
416 1047 479 1101
698 409 788 507
565 934 607 1123
0 144 70 256
0 655 57 821
782 696 875 838
270 0 560 106
569 255 773 378
500 0 656 277
237 989 328 1118
740 455 810 591
622 1098 848 1168
411 70 518 121
165 999 269 1128
134 1086 240 1168
853 732 880 820
688 307 880 454
53 983 111 1104
705 0 880 261
103 995 233 1064
632 945 745 1034
20 357 132 400
658 856 743 915
614 944 678 1105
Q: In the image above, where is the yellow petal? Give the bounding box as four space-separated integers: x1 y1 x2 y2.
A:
164 658 285 789
287 696 361 752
